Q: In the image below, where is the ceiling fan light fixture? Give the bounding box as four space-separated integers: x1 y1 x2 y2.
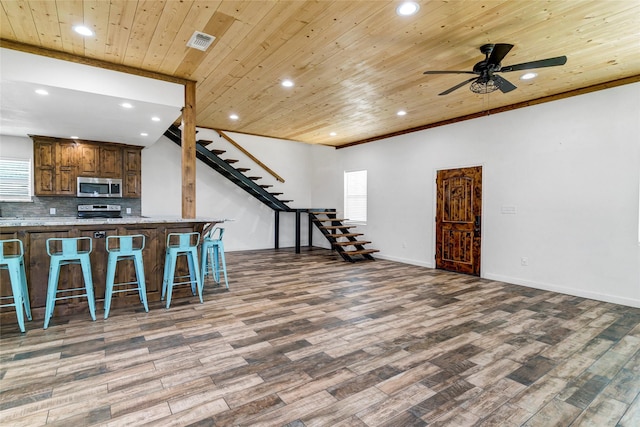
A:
470 80 499 94
520 72 538 80
396 2 420 16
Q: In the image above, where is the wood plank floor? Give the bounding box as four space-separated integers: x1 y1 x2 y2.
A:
1 247 639 426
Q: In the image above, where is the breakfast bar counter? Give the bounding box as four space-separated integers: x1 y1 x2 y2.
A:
0 217 223 325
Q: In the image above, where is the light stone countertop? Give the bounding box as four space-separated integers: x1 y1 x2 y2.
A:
0 216 224 227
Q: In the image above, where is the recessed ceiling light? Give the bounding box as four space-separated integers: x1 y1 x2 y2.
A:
397 2 420 16
151 116 161 122
140 132 148 137
397 110 407 116
35 89 49 95
229 114 239 120
281 79 294 88
521 72 538 80
70 136 79 139
330 132 337 137
121 102 133 109
73 25 93 36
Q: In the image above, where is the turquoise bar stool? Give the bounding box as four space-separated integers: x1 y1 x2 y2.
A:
44 237 96 329
161 232 202 309
0 239 32 333
104 234 149 319
200 227 229 289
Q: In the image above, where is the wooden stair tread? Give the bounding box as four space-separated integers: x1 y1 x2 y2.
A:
345 249 380 255
279 200 293 203
320 225 356 230
270 192 283 196
313 218 348 222
236 167 250 172
260 184 273 188
224 159 239 164
333 240 371 246
331 233 363 238
310 211 337 215
248 176 261 180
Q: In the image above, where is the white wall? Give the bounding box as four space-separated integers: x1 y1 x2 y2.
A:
0 135 33 159
324 83 640 307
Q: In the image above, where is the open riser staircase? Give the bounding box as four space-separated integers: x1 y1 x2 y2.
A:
164 125 378 262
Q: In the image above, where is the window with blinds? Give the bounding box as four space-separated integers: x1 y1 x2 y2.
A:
344 170 367 224
0 158 32 201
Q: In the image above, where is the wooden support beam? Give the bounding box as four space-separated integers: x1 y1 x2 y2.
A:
182 81 196 219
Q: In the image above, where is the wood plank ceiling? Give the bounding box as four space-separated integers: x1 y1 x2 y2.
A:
1 1 639 147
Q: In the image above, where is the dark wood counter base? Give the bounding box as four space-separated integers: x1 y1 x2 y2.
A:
0 219 218 326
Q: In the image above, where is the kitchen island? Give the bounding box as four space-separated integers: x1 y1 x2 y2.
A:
0 216 223 326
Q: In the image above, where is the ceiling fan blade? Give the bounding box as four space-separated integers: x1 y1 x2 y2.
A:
438 77 478 96
501 55 567 72
488 43 514 65
492 75 517 93
424 70 477 75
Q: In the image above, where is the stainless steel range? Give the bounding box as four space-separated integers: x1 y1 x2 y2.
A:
77 204 122 219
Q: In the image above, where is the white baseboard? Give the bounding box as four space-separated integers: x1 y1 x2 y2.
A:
483 273 640 309
375 253 435 269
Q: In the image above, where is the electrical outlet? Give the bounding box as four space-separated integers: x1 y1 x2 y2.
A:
521 257 528 266
49 207 56 215
126 208 132 214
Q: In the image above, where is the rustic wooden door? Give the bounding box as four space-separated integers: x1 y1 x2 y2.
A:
436 166 482 276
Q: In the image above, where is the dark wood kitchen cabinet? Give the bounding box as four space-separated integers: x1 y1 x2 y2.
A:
123 147 142 197
32 136 141 197
33 139 76 196
78 144 122 178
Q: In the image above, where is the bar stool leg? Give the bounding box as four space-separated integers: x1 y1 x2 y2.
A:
104 252 118 319
213 245 220 283
7 263 26 333
134 252 149 312
163 252 177 309
19 258 32 321
187 249 203 303
218 242 229 289
44 258 61 329
80 255 96 321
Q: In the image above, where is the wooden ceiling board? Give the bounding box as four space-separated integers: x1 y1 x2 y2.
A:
122 0 167 68
1 0 639 147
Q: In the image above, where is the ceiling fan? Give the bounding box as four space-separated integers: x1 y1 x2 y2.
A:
423 43 567 95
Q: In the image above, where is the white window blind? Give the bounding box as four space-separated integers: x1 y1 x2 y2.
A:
344 170 367 223
0 158 32 201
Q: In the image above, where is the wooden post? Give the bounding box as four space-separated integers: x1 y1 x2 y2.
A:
274 210 280 249
182 81 196 218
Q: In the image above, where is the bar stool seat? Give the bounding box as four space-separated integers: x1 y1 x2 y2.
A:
161 232 203 309
44 237 96 329
0 239 32 333
200 226 229 289
104 234 149 319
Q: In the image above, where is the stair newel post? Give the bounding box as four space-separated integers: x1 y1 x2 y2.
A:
274 210 280 249
295 210 301 254
308 211 313 248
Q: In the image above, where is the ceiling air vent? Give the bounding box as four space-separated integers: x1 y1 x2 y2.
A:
186 31 216 51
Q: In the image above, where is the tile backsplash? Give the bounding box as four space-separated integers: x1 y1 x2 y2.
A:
0 196 141 218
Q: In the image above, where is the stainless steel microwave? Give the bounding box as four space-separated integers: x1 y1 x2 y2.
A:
77 177 122 198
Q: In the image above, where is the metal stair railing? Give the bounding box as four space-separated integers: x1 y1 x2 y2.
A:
164 125 291 211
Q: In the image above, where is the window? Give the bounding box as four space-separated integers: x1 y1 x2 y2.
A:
344 170 367 223
0 158 32 201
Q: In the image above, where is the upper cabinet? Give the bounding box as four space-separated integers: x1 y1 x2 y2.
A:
78 144 122 178
123 148 142 198
32 136 142 198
